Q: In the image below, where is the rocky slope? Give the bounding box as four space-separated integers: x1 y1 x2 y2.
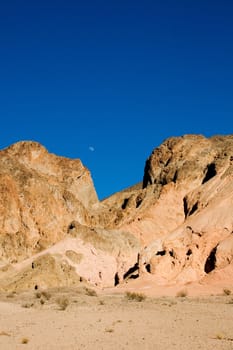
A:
0 135 233 294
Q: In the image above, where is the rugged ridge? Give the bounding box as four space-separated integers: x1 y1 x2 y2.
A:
0 141 98 262
0 135 233 294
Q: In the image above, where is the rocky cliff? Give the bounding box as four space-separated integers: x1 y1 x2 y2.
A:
0 135 233 294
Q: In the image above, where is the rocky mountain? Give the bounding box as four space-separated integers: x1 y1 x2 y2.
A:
0 135 233 295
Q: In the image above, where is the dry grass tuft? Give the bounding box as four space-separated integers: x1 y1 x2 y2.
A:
84 287 97 297
0 331 11 336
176 289 188 298
56 297 69 310
105 328 114 333
223 288 231 296
125 291 146 302
21 337 29 344
21 302 33 308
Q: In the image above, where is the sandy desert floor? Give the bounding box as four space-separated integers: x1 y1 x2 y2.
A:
0 286 233 350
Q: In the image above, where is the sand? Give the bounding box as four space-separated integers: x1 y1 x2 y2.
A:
0 287 233 350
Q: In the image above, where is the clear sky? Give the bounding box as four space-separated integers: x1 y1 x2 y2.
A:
0 0 233 199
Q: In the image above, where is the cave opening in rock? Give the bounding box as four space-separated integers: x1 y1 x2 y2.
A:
123 263 139 280
135 196 143 208
114 273 120 286
202 163 217 184
186 249 192 256
189 202 198 216
121 198 129 209
145 264 151 273
156 250 166 256
204 246 217 273
183 197 188 218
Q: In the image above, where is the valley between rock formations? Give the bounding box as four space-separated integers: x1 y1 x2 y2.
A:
0 134 233 349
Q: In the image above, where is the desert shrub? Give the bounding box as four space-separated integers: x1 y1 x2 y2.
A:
105 328 114 333
21 337 29 344
21 302 33 308
35 292 41 299
125 291 146 302
41 290 51 300
223 288 231 296
84 287 97 297
176 289 188 298
56 297 69 310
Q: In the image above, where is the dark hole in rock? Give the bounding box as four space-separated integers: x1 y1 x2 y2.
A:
186 249 192 256
183 197 188 218
114 273 120 286
129 274 139 279
68 222 76 231
34 285 38 290
123 263 139 279
204 246 217 273
32 262 35 269
169 250 174 258
202 163 217 184
143 159 152 188
172 170 178 183
145 264 151 273
121 198 129 210
189 202 198 216
156 250 166 256
136 197 143 208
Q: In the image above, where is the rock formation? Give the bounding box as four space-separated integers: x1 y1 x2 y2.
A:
0 135 233 294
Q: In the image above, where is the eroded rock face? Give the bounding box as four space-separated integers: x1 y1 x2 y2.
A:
1 135 233 292
0 141 98 262
138 135 233 286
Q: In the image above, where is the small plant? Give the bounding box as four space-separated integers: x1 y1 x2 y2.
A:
0 331 11 336
223 288 231 296
176 289 188 298
21 302 33 308
125 291 146 302
35 291 41 298
56 297 69 310
41 290 51 300
21 337 29 344
6 292 16 298
84 287 97 297
215 333 225 340
105 328 114 333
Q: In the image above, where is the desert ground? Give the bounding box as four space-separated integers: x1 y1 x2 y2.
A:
0 286 233 350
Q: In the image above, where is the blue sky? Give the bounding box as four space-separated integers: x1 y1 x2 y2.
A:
0 0 233 199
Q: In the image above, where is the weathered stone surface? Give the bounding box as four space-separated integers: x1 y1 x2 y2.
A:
0 141 98 263
1 135 233 293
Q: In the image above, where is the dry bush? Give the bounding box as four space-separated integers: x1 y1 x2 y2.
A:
35 291 41 299
21 337 29 344
21 302 33 308
56 297 69 310
176 289 188 298
223 288 231 296
41 290 51 300
105 328 114 333
0 331 11 336
125 291 146 302
6 292 16 298
84 287 97 297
